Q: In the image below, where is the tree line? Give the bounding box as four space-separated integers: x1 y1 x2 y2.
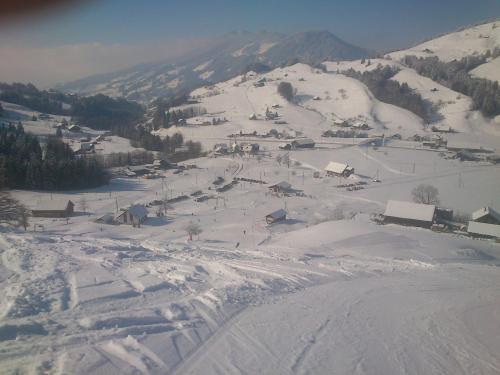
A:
403 52 500 117
0 123 108 190
0 82 145 130
342 65 430 122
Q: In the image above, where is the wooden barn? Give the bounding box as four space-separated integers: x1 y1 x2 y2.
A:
32 200 75 218
383 200 436 228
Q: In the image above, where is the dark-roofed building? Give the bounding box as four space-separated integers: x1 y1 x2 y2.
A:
32 200 74 218
268 181 292 194
292 138 315 149
383 200 436 228
266 209 287 224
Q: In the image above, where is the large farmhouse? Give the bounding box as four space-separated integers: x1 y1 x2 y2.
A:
383 200 436 228
325 161 354 177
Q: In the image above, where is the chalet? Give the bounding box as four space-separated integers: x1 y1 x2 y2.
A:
292 138 315 149
383 200 436 228
467 221 500 239
68 125 81 133
268 181 291 194
266 209 287 224
471 207 500 225
114 204 148 226
325 161 354 177
32 200 74 218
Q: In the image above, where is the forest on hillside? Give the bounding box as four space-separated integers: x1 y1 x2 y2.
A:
403 50 500 117
342 65 431 122
0 123 108 190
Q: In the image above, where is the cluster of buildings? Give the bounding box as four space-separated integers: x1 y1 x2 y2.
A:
381 200 500 240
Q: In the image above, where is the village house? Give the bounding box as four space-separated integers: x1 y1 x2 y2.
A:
324 161 355 177
383 200 436 228
32 200 75 218
471 207 500 225
114 204 148 226
266 209 287 224
268 181 292 194
467 221 500 240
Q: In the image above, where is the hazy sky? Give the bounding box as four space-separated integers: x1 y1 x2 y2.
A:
1 0 499 87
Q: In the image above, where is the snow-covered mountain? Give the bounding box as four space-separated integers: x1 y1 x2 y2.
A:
58 30 371 102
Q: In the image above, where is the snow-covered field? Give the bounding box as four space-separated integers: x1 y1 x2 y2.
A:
1 20 500 374
2 146 500 374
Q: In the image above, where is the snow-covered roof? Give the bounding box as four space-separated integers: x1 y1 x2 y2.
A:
325 161 348 174
126 204 148 220
33 200 73 211
266 209 287 219
471 207 500 222
467 221 500 238
384 200 436 222
269 181 291 190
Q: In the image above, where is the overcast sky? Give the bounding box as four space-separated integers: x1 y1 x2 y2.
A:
1 0 499 87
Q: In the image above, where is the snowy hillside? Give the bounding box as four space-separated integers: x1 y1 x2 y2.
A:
388 21 500 62
58 31 370 102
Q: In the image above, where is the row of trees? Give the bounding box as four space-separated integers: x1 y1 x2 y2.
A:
342 65 430 122
403 53 500 117
0 123 108 190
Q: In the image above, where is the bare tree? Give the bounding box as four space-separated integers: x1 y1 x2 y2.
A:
276 155 282 165
0 191 30 229
79 196 88 215
412 184 440 205
185 222 202 241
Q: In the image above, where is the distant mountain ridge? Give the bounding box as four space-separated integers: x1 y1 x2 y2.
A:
58 30 372 102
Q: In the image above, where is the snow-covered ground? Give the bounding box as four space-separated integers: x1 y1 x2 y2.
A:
2 146 500 374
2 21 500 374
